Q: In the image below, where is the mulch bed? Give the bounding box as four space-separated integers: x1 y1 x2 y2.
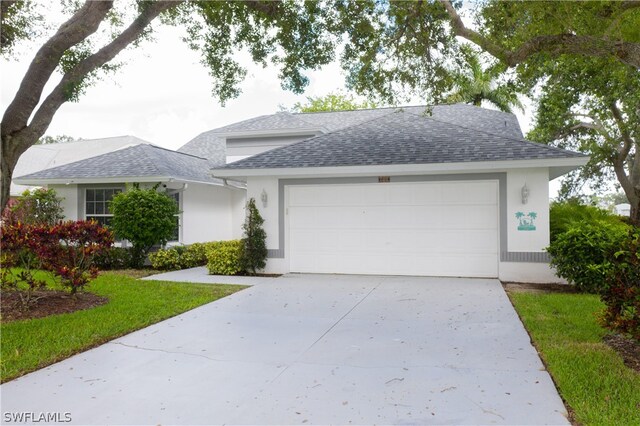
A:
1 290 108 322
502 282 578 294
603 334 640 374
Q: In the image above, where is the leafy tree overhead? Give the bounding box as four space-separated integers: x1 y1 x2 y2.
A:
337 0 639 223
292 91 378 113
445 46 522 113
0 0 342 210
525 56 639 224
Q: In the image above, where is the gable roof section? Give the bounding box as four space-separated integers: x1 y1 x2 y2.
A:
11 135 152 195
217 110 584 171
14 144 222 185
177 103 524 160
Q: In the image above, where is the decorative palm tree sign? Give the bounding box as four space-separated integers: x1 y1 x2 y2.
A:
515 211 537 231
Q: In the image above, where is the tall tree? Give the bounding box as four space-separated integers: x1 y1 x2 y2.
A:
337 0 640 224
0 1 339 210
445 46 522 113
292 91 378 112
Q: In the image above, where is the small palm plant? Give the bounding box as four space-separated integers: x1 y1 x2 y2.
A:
446 45 523 113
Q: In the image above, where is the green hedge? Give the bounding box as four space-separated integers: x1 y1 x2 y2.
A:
206 240 244 276
149 242 216 271
550 201 624 243
547 220 630 293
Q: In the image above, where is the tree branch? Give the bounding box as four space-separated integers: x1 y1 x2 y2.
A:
438 0 640 69
23 1 178 146
609 102 635 161
1 1 114 136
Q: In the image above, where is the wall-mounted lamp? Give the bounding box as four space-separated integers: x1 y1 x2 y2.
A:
521 183 530 205
260 189 268 208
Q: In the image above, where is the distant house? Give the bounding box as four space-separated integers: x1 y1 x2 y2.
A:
615 203 631 217
15 104 588 283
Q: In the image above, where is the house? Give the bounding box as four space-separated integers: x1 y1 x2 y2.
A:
15 104 588 283
10 136 152 198
13 143 245 244
208 105 588 283
615 203 631 217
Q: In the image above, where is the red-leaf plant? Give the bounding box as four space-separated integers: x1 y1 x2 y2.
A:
1 220 114 300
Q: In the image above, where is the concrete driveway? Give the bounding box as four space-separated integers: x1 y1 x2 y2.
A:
1 274 568 425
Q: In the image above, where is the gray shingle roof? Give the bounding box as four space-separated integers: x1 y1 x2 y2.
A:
218 110 584 170
178 103 524 160
14 144 221 184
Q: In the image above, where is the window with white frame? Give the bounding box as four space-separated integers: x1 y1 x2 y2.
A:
85 188 121 227
167 191 181 242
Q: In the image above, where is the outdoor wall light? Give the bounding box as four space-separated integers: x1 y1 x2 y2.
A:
261 189 268 208
521 183 530 205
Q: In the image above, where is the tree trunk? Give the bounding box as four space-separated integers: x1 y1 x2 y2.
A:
630 203 640 227
1 131 35 210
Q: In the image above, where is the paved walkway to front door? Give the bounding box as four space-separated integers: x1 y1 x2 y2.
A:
1 274 568 425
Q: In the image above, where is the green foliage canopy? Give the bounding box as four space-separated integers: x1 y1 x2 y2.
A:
292 91 378 112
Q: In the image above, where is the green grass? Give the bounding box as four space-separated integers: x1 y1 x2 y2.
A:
1 271 246 383
509 291 640 425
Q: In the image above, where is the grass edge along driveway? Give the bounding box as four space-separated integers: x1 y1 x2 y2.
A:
1 272 246 383
509 291 640 425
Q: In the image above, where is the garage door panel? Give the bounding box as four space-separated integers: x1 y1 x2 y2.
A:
440 205 497 229
288 181 498 277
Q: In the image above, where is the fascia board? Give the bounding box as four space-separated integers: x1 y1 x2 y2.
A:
211 157 590 179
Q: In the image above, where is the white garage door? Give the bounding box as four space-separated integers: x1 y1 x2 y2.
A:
287 181 499 277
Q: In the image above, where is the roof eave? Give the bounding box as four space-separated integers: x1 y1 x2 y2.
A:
13 175 228 187
212 156 590 180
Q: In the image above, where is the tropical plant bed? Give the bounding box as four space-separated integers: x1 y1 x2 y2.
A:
1 271 246 383
1 291 108 322
506 287 640 425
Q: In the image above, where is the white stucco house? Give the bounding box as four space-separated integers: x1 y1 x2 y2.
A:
15 104 588 283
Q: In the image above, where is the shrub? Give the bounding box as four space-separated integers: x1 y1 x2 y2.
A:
149 242 214 270
206 240 244 275
550 200 623 243
4 188 64 225
110 186 179 268
0 222 48 308
183 242 210 267
0 220 113 297
547 220 630 293
241 198 267 274
40 221 114 293
598 230 640 341
94 247 133 270
149 248 182 270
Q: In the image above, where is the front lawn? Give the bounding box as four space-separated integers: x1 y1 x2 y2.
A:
509 291 640 425
1 272 246 383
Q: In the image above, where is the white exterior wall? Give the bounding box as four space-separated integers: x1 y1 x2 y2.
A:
181 183 243 244
49 184 79 220
505 168 550 252
231 190 247 239
499 168 559 283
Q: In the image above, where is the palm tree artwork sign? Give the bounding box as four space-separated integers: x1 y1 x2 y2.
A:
516 211 537 231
